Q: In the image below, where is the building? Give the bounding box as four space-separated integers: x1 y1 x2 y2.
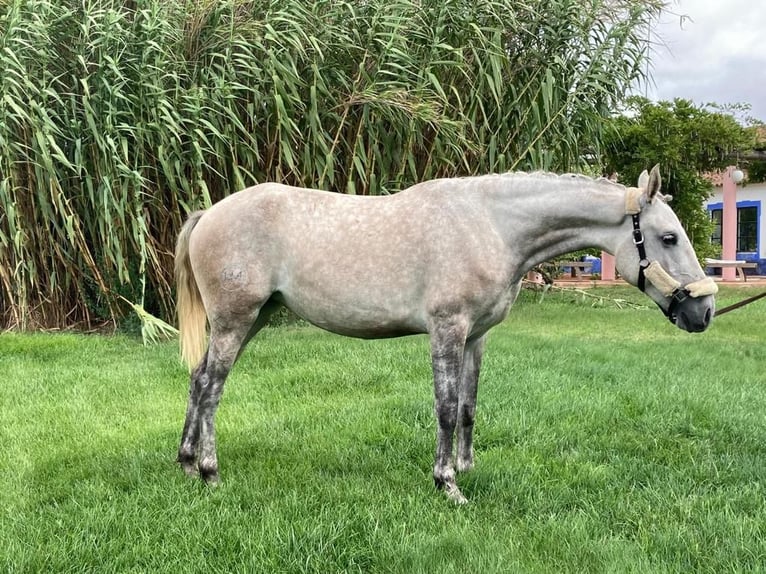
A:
704 180 766 275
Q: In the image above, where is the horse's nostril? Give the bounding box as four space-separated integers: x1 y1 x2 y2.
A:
704 307 711 326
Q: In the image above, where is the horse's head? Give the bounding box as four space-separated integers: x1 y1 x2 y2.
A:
614 165 717 333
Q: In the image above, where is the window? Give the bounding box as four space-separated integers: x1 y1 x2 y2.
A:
709 205 759 252
710 209 722 245
737 206 758 252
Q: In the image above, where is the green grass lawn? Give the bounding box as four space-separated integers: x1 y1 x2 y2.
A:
2 286 766 573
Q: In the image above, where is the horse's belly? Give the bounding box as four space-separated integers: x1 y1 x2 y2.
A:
275 290 427 339
307 321 421 339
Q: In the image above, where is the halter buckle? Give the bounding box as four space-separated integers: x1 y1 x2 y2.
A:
666 287 692 323
632 229 644 245
671 288 690 305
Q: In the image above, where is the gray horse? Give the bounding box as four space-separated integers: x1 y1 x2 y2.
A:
175 166 716 503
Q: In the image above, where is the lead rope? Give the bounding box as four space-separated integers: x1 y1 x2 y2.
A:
715 290 766 316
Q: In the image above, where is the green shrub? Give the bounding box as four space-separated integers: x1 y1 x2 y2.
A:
0 0 665 329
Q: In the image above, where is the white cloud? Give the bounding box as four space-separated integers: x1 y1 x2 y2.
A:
642 0 766 121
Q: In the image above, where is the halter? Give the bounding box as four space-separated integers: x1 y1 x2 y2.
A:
625 189 718 324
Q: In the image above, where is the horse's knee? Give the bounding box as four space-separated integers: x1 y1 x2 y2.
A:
459 403 476 429
435 402 458 431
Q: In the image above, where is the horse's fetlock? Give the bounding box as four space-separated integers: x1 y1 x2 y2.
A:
456 452 474 473
177 453 199 478
433 465 456 487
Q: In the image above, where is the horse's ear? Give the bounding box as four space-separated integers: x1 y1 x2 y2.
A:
637 169 649 189
644 164 662 203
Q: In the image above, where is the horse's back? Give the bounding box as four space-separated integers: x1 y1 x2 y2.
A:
191 182 473 270
187 182 515 338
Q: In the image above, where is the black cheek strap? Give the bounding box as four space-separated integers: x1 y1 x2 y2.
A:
632 214 649 292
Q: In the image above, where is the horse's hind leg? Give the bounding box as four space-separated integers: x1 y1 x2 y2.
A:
177 330 243 482
456 335 486 473
177 351 209 477
178 301 280 482
194 326 245 483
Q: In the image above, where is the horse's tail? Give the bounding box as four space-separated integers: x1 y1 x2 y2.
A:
175 211 207 371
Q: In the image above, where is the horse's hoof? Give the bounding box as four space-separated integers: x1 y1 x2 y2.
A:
199 467 220 485
436 476 469 504
178 457 199 478
183 465 199 478
445 483 469 505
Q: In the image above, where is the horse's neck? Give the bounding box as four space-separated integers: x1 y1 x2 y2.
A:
485 174 629 269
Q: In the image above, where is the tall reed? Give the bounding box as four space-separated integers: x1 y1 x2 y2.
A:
0 0 666 330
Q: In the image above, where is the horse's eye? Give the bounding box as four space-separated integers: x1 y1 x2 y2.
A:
662 233 678 246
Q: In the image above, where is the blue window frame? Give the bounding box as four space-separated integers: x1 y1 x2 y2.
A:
708 201 760 254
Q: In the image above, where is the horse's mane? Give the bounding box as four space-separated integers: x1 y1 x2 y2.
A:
452 170 628 191
508 171 627 190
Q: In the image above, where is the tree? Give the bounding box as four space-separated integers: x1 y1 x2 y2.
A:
602 97 751 259
744 125 766 183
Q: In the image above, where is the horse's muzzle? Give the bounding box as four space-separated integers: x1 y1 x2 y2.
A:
673 296 714 333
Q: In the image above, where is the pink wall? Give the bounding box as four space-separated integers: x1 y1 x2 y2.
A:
720 166 739 280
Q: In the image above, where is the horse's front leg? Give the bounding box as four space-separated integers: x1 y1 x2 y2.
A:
429 321 468 504
456 335 486 473
177 351 208 477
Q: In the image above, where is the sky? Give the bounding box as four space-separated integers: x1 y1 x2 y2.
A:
643 0 766 122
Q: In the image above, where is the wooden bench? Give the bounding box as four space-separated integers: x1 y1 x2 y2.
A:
704 258 758 281
558 260 593 278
